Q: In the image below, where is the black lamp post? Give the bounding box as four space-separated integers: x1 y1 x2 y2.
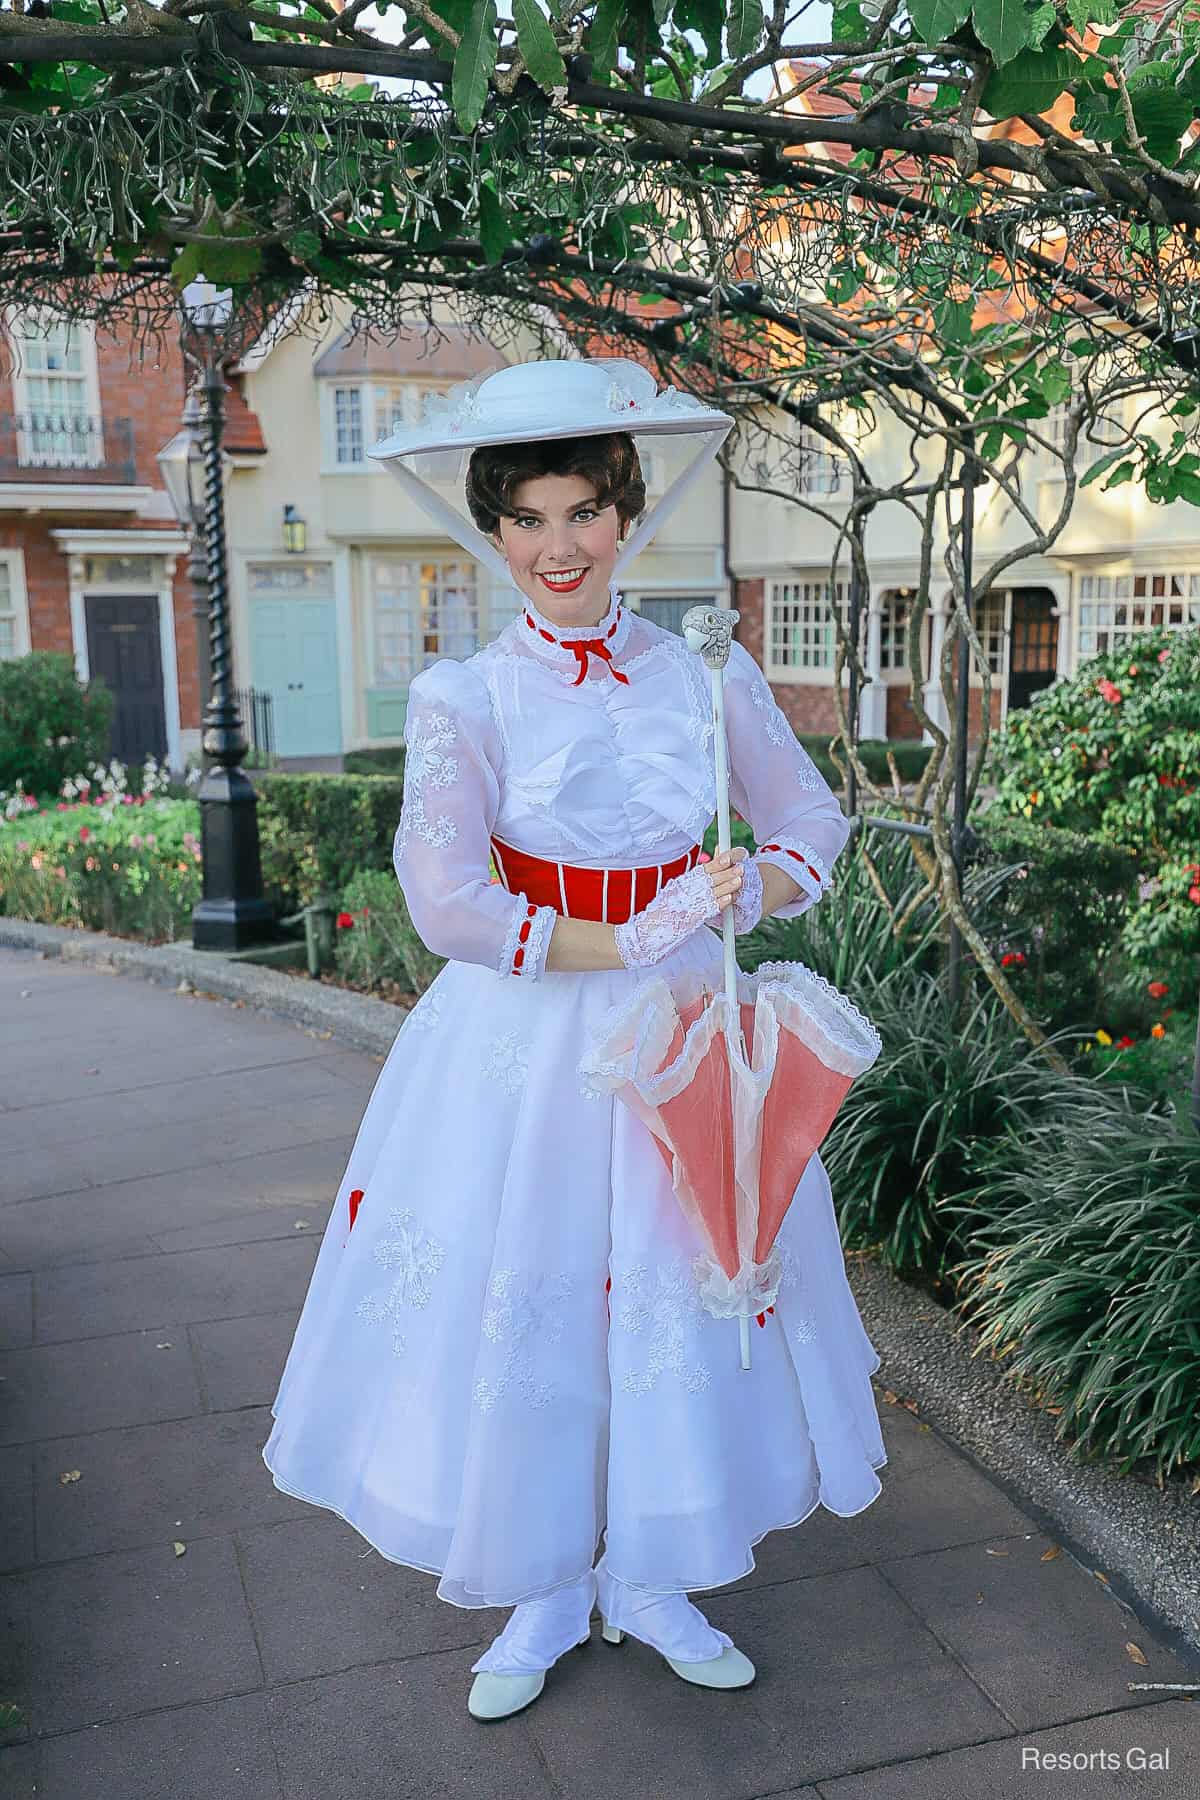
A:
156 388 212 716
178 277 276 952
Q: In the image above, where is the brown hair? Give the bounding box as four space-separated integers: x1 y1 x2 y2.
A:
465 431 646 540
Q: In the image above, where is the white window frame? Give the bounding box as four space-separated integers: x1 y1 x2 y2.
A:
1076 567 1200 662
765 576 845 681
6 311 102 469
796 423 847 496
878 589 923 679
367 551 483 685
320 378 451 473
0 548 30 660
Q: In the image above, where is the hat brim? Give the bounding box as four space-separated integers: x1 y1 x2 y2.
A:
368 409 733 464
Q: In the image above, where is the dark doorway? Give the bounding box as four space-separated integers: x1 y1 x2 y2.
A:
84 593 168 767
1006 587 1059 713
637 596 714 638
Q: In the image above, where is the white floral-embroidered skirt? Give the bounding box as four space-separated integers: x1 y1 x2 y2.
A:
262 928 887 1609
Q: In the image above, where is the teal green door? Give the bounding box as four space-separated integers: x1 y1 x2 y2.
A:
250 595 342 756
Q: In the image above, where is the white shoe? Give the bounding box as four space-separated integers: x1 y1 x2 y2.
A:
595 1564 756 1690
467 1570 596 1720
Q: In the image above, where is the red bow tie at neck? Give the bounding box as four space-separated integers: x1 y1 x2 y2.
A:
524 606 630 686
568 639 630 686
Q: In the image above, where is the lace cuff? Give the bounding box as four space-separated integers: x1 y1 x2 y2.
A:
754 837 831 919
497 896 558 980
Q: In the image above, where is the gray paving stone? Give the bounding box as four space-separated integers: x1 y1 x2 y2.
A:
0 1279 31 1351
156 1199 330 1258
191 1310 300 1413
0 1536 262 1736
815 1698 1200 1799
36 1691 283 1800
0 1741 39 1799
0 1446 32 1573
4 1102 358 1206
0 1138 347 1271
880 1531 1195 1733
237 1514 504 1685
0 1329 201 1446
34 1408 308 1562
527 1564 1010 1799
266 1655 560 1800
33 1236 319 1343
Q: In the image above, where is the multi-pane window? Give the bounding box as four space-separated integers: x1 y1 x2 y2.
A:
768 578 845 671
975 590 1007 676
0 560 18 659
1045 393 1124 467
797 424 845 495
371 556 479 682
329 381 450 465
11 316 99 467
1078 570 1200 658
879 591 911 672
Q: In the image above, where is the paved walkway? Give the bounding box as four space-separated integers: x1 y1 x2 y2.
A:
1 944 1197 1800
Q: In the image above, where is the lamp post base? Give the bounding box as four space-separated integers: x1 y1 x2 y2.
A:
192 761 278 951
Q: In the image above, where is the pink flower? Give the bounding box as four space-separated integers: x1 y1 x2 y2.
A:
1158 647 1171 663
78 825 90 842
1095 677 1123 705
1189 885 1200 905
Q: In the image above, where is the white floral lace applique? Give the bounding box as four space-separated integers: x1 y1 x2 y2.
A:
481 1029 531 1096
474 1268 576 1413
403 987 444 1033
777 1239 819 1346
356 1206 447 1355
747 670 825 790
394 709 459 861
611 1257 713 1396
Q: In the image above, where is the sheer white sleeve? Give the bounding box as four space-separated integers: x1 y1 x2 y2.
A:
393 660 558 979
723 641 851 920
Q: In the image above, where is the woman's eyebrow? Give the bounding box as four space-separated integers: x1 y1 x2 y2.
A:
511 500 600 517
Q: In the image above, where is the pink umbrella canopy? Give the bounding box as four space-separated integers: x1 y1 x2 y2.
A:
580 959 882 1366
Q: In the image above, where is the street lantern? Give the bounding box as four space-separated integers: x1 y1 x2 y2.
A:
156 389 205 532
282 503 307 554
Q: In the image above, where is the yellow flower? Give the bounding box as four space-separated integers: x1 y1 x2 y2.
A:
1021 804 1032 818
1095 1028 1113 1046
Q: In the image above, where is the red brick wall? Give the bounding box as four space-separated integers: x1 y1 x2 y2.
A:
1 306 199 733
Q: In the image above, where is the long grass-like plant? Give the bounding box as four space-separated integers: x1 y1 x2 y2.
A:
943 1100 1200 1481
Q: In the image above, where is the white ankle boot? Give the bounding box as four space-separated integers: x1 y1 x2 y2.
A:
594 1562 755 1690
467 1569 597 1720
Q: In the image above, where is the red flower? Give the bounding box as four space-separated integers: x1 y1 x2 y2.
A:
1115 1035 1135 1049
1189 885 1200 905
78 825 90 841
336 910 355 929
1147 981 1169 999
1000 951 1026 967
1095 677 1123 705
348 1188 365 1230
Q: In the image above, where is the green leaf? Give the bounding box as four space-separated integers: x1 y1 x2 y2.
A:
286 228 323 262
982 48 1082 118
826 266 862 304
831 0 869 41
676 0 723 62
589 0 623 76
1079 446 1128 486
1065 0 1117 28
1130 87 1193 163
910 0 970 45
726 0 764 59
1040 360 1072 406
452 0 498 132
971 0 1055 67
171 239 264 287
478 182 516 262
513 0 568 91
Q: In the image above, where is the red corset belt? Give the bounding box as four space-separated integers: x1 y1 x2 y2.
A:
489 834 704 926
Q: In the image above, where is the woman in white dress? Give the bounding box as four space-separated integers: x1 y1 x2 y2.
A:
262 358 886 1721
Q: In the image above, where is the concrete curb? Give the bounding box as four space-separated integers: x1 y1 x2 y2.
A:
5 915 1198 1664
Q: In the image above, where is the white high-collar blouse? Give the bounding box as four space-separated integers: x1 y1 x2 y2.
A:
393 583 850 981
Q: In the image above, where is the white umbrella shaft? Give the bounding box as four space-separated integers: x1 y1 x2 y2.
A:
709 665 753 1372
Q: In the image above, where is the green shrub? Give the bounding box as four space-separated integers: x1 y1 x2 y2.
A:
0 651 114 803
0 794 202 941
252 770 406 919
332 867 445 996
819 968 1097 1286
945 1098 1200 1480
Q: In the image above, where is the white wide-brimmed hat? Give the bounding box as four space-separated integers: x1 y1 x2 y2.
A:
368 356 733 589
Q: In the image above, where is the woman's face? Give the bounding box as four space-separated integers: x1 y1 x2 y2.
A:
492 472 626 627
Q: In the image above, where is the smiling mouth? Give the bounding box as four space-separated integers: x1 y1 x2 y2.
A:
538 567 590 592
